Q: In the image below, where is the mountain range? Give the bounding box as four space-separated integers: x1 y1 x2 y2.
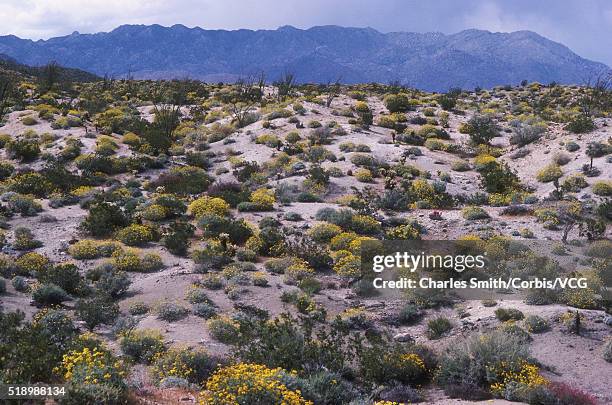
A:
0 24 608 91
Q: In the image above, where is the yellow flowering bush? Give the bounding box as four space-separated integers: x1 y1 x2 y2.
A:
250 188 275 210
283 259 315 284
329 232 359 251
332 252 361 278
489 360 548 398
189 196 230 217
58 345 127 388
111 248 164 273
15 252 49 275
307 222 343 244
200 363 312 405
114 224 155 246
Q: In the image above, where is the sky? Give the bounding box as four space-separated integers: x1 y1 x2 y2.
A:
0 0 611 66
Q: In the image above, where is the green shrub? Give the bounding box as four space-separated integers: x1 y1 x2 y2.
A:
426 316 453 339
466 114 499 145
495 307 525 322
119 329 165 364
451 161 471 171
152 346 220 384
462 206 489 220
436 330 531 398
384 93 411 113
6 138 41 161
38 262 83 296
398 303 423 325
155 301 189 322
60 383 125 405
207 316 240 344
128 301 149 315
81 202 127 237
307 223 343 244
592 181 612 196
524 315 549 333
76 295 120 330
32 283 70 307
565 115 595 133
150 166 213 195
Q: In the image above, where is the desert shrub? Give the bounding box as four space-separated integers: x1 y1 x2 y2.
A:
128 301 149 315
436 330 532 399
12 226 43 250
603 339 612 363
509 120 545 146
11 275 29 292
354 168 373 182
201 363 310 404
384 93 411 113
386 223 422 240
152 346 220 385
94 269 131 298
32 284 68 307
207 316 240 344
189 196 230 217
349 215 382 235
451 161 471 171
6 138 41 161
552 152 571 166
350 153 376 168
150 166 213 195
112 249 163 273
162 221 195 256
536 164 563 183
155 301 189 322
565 115 595 133
239 188 275 211
565 141 580 152
68 240 120 259
9 172 54 197
561 174 588 192
81 202 127 237
462 206 489 220
416 125 449 141
523 315 549 333
119 329 165 364
398 303 423 325
15 252 49 276
0 277 6 293
60 382 125 405
308 223 343 244
466 114 499 145
115 224 155 246
76 295 120 330
592 180 612 196
360 341 435 387
427 316 453 339
495 307 525 322
38 262 83 296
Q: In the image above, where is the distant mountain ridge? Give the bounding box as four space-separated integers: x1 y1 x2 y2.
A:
0 24 608 91
0 53 99 82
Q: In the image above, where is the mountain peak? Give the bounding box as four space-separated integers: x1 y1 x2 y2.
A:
0 24 608 91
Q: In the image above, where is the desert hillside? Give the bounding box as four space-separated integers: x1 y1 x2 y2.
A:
0 68 610 404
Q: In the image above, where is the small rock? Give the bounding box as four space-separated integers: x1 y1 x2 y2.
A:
393 332 414 342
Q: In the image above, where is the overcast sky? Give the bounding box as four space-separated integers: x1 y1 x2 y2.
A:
1 0 610 66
